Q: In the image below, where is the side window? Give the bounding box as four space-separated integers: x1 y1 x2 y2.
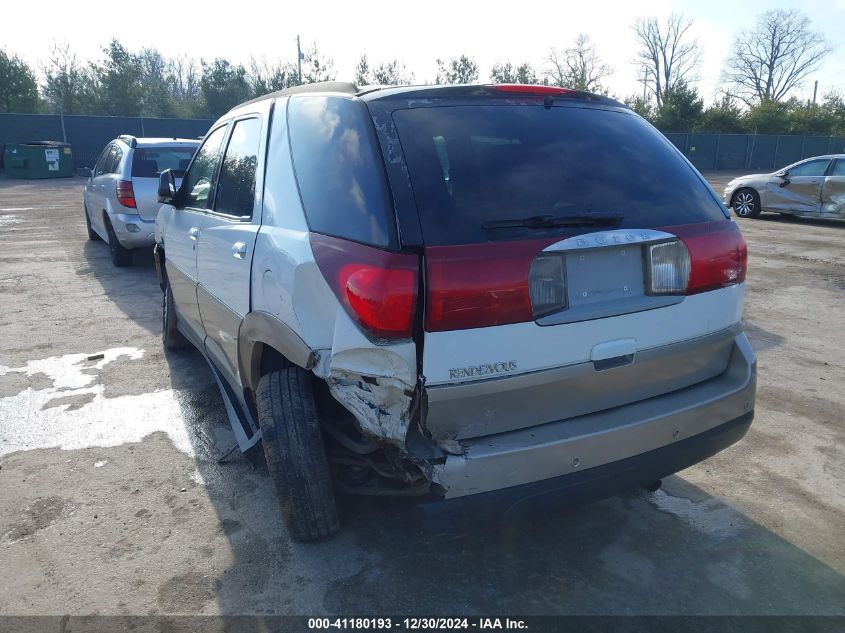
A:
831 160 845 177
789 159 829 178
288 96 395 247
108 146 124 174
94 145 112 176
214 118 262 218
182 125 228 209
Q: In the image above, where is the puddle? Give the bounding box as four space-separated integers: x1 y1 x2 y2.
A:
0 348 195 457
645 489 744 538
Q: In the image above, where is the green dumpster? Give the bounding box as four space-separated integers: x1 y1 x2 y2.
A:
3 141 74 179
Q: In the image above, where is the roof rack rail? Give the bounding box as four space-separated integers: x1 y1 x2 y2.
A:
233 81 360 111
118 134 137 148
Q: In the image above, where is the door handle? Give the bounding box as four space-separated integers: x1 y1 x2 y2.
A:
188 227 200 241
232 241 247 259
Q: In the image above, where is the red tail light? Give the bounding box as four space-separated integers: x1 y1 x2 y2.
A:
310 233 418 341
425 222 746 333
670 221 748 294
116 180 136 208
486 84 576 96
425 240 552 332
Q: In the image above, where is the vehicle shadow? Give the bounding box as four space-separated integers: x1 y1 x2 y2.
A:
79 239 160 334
158 349 845 618
755 213 845 230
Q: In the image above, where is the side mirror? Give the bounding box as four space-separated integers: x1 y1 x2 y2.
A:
77 167 93 178
158 169 177 204
776 170 788 178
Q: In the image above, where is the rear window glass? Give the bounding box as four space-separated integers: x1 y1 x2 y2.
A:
392 105 727 246
288 96 395 248
132 147 197 178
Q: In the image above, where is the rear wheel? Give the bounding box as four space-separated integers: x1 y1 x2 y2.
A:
257 367 339 541
105 217 132 267
162 279 189 350
732 188 761 219
84 204 99 241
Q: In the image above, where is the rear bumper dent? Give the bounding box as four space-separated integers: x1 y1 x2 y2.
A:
432 333 756 499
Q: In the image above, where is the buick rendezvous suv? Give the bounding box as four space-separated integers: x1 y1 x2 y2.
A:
153 82 756 541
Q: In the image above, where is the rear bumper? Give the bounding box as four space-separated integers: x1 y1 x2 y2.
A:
425 411 752 521
110 212 156 248
431 332 756 499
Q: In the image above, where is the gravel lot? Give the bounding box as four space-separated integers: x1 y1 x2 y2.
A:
0 175 843 616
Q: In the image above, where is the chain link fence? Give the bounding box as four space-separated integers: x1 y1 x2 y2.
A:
0 113 213 171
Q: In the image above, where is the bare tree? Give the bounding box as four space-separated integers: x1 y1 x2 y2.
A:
355 54 413 86
435 55 479 84
42 41 97 114
249 56 299 95
633 13 701 107
545 34 612 92
489 62 539 84
169 56 202 116
723 9 831 105
300 44 336 84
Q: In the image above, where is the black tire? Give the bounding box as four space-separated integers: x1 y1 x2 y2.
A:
257 368 339 541
105 217 132 267
162 279 189 350
731 188 762 219
84 204 99 241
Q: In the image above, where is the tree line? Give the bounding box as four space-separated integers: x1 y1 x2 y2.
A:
0 8 842 135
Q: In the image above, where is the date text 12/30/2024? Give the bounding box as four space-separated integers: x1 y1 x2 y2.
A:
308 618 529 630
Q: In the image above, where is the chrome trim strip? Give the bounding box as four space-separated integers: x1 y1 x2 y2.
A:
542 229 677 253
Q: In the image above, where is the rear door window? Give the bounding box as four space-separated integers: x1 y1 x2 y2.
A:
131 147 197 178
213 118 261 219
392 105 728 246
182 125 228 209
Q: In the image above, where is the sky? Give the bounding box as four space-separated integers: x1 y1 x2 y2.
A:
3 0 844 105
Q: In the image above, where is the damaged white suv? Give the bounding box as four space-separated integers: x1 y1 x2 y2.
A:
154 82 756 541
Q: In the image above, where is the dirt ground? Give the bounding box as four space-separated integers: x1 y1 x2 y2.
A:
0 176 843 616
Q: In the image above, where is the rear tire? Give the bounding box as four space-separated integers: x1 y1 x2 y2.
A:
732 188 761 219
105 217 132 267
162 279 189 350
84 204 99 241
257 368 339 542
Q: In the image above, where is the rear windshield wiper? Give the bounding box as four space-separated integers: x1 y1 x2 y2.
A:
482 211 624 230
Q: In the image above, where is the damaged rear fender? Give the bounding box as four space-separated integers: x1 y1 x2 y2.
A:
317 309 418 447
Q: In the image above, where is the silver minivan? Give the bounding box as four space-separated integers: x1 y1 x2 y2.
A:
83 136 199 266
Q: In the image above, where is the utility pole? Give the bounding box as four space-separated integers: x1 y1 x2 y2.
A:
59 104 67 144
296 35 303 85
812 80 818 105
